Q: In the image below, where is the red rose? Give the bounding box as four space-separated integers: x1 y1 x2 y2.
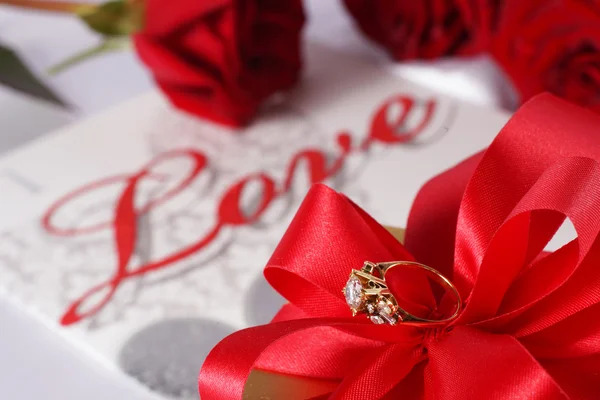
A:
134 0 305 127
492 1 600 113
343 0 494 60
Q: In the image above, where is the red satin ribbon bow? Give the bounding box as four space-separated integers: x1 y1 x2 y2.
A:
199 94 600 399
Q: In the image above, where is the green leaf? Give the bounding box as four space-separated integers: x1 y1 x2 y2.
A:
0 44 67 107
77 0 145 37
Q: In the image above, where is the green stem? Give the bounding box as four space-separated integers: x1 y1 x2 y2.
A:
0 0 95 13
48 37 130 75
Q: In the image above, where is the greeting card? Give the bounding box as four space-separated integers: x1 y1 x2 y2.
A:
0 43 509 399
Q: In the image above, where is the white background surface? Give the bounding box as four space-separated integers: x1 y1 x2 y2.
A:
0 1 516 399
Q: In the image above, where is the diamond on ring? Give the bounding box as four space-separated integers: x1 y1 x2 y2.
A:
343 262 401 325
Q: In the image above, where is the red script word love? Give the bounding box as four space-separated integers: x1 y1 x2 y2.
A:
42 95 440 326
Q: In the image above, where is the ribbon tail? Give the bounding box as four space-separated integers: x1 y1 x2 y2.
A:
330 343 424 400
506 233 600 337
542 353 600 398
199 318 398 400
520 301 600 359
199 319 331 400
518 302 600 397
427 326 569 400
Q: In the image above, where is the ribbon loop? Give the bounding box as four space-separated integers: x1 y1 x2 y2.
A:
265 184 415 318
427 326 569 400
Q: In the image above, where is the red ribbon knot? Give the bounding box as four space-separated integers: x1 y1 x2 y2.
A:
422 326 452 344
199 94 600 399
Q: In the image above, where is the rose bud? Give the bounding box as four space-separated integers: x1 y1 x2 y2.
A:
343 0 493 60
492 0 600 113
134 0 305 127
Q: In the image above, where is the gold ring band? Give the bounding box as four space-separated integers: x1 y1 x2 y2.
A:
343 261 462 326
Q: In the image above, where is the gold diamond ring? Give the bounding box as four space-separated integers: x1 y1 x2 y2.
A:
343 261 462 326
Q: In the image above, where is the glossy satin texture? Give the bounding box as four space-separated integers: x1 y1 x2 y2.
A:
199 94 600 399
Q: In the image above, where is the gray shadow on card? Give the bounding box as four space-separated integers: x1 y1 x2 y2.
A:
244 273 287 326
119 318 236 399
